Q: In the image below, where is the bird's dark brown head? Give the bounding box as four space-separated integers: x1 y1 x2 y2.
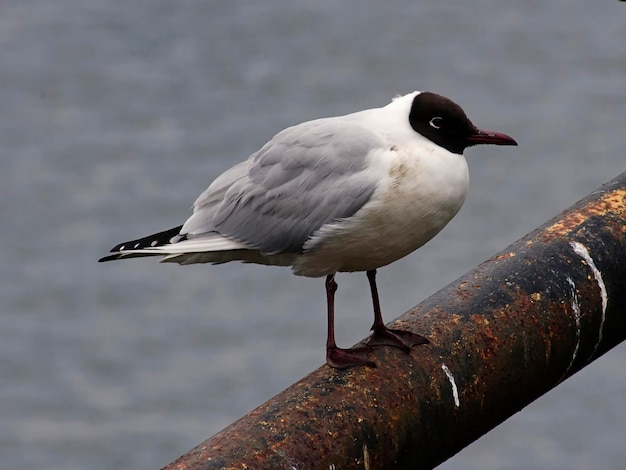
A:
409 92 517 155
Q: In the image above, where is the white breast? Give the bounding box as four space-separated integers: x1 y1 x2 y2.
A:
292 142 469 277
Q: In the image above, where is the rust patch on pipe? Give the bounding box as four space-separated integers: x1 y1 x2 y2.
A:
542 187 626 238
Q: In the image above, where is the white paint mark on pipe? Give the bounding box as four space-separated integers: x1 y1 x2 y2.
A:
273 448 301 470
564 277 582 375
363 443 370 470
570 241 608 355
441 364 460 408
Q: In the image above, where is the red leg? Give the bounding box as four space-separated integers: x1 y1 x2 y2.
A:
325 274 375 369
365 269 429 351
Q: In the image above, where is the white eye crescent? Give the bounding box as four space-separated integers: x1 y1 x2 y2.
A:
429 117 443 129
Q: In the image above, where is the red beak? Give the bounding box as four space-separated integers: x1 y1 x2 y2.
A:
466 129 518 147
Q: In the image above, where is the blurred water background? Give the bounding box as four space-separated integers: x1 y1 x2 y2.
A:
2 1 625 469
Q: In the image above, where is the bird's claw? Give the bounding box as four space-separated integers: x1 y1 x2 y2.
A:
326 346 376 369
366 326 429 352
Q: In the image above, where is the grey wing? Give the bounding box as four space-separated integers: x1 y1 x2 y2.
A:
181 119 383 254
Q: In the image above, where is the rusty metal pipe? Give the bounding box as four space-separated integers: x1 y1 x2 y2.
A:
162 172 626 470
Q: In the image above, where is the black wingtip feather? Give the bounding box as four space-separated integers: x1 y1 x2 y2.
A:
98 252 163 262
98 225 184 263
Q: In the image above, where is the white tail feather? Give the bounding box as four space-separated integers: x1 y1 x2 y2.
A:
115 236 250 257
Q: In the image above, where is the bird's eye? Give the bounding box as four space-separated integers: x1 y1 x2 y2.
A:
429 117 443 129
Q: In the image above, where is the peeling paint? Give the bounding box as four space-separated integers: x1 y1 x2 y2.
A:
363 444 370 470
441 364 460 408
570 241 608 356
564 277 581 376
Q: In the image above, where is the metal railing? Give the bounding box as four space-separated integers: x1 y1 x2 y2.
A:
162 172 626 470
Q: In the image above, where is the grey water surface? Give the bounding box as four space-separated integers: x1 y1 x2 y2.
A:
2 1 625 469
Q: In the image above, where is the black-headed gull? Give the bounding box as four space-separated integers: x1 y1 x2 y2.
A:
100 91 517 368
